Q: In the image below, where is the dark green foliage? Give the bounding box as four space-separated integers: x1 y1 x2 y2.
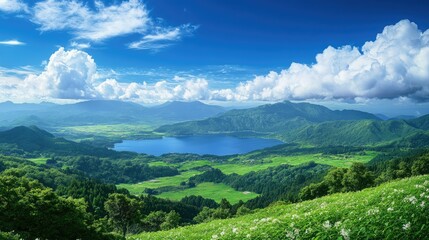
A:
54 155 179 184
180 195 219 209
57 178 128 218
342 163 375 191
105 193 142 238
139 195 200 223
223 162 330 208
189 168 226 183
299 163 375 200
0 175 103 240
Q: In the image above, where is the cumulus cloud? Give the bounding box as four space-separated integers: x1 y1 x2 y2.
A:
0 47 98 101
0 0 28 12
0 47 210 102
213 20 429 102
1 20 428 103
0 39 25 45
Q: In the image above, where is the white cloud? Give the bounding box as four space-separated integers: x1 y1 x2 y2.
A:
0 0 27 12
129 24 198 50
32 0 149 42
1 20 428 104
0 39 25 45
5 47 98 101
18 0 196 50
70 41 91 49
212 20 429 102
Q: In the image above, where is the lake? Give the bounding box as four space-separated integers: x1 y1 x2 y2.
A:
113 135 284 156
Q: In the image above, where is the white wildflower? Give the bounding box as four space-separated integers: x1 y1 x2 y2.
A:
232 228 238 234
403 222 411 230
404 196 418 204
334 221 342 228
291 214 300 220
367 208 380 215
320 202 327 208
323 220 332 229
420 201 425 208
220 230 225 236
246 234 251 238
387 207 394 211
250 226 257 231
294 228 300 236
211 234 219 239
340 228 350 240
286 231 294 239
305 228 312 234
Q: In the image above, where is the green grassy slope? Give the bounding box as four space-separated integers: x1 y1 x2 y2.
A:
130 174 429 240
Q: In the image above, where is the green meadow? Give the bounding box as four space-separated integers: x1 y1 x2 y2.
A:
158 182 259 204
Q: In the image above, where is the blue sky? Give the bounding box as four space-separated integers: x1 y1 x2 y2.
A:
1 0 429 116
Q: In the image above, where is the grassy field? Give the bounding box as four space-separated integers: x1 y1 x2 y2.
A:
118 170 201 195
157 182 259 204
52 123 163 144
212 151 378 175
130 174 429 239
27 157 49 165
119 151 377 201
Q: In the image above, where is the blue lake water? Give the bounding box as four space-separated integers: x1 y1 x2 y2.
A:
113 135 284 156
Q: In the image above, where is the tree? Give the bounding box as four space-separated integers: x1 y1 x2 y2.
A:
160 210 181 230
298 181 328 200
105 193 141 238
324 167 347 193
236 205 252 216
342 163 374 192
411 156 429 175
0 175 97 240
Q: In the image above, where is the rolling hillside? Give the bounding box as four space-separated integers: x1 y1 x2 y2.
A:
130 175 429 239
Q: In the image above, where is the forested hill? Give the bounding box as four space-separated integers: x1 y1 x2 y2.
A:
155 100 379 134
156 101 429 146
0 125 128 157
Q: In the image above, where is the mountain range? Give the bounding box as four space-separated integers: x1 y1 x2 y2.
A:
156 101 429 146
0 100 226 127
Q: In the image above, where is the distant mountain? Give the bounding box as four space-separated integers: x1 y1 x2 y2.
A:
389 115 416 120
0 100 226 127
150 101 225 121
156 101 380 134
375 114 389 120
0 101 56 112
407 114 429 130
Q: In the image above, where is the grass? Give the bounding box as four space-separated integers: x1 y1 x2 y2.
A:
214 151 378 175
27 157 49 165
130 174 429 240
157 182 259 204
117 170 201 195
